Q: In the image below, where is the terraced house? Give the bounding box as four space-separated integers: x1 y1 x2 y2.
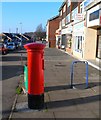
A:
46 15 60 48
54 0 101 69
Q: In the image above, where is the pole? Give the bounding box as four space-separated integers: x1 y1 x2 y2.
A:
16 28 18 34
20 22 22 48
86 62 88 88
9 28 11 33
70 62 74 88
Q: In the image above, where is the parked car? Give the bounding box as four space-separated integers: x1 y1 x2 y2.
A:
42 40 47 44
0 43 8 55
7 42 16 50
18 41 22 47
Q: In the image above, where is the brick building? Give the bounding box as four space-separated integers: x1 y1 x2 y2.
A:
56 0 101 69
46 15 60 48
58 1 83 53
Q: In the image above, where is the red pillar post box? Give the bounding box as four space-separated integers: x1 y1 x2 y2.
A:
24 43 46 109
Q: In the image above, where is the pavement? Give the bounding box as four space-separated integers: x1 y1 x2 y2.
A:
11 48 100 119
1 49 25 119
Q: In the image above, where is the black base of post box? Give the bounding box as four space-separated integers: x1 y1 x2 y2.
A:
28 93 44 109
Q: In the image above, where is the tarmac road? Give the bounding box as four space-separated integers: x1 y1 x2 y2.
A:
1 49 27 119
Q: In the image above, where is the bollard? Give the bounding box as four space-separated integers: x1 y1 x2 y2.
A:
24 43 46 109
70 60 89 89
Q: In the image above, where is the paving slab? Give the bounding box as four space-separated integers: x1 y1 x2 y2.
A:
12 48 100 119
12 111 55 118
54 110 97 118
17 94 28 103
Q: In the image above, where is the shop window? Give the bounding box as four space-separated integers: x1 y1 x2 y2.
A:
67 37 72 48
96 35 101 59
61 34 66 47
75 36 82 52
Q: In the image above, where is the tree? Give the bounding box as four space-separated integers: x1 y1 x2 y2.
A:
34 24 46 41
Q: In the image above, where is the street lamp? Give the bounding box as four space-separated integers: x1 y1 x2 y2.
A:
20 22 22 35
20 22 22 46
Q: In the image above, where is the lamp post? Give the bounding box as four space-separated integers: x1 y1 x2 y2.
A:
9 28 11 33
20 22 22 48
20 22 22 34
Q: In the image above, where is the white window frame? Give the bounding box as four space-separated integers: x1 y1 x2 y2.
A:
75 36 83 52
63 5 66 13
66 13 70 24
80 2 84 13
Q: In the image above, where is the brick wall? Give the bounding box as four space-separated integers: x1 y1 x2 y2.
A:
47 16 60 48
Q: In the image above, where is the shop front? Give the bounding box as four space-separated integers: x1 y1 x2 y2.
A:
73 21 85 59
61 25 72 51
96 29 101 59
85 3 101 60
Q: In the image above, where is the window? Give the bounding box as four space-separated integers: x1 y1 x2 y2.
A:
67 6 70 15
96 35 101 59
72 2 78 11
80 2 84 13
63 5 66 13
67 0 71 7
78 36 82 50
89 10 99 21
80 4 83 13
66 13 70 24
61 34 66 46
60 10 62 16
75 36 83 52
71 7 78 20
62 18 66 27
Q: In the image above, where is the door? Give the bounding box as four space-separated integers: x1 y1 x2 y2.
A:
96 35 101 59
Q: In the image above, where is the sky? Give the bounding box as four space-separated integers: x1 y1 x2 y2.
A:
1 2 62 33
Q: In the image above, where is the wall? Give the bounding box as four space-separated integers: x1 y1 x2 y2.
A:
84 27 97 60
48 17 60 48
46 22 49 42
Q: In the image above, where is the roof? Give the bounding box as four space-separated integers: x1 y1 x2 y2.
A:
59 1 66 12
46 15 60 26
48 15 59 22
